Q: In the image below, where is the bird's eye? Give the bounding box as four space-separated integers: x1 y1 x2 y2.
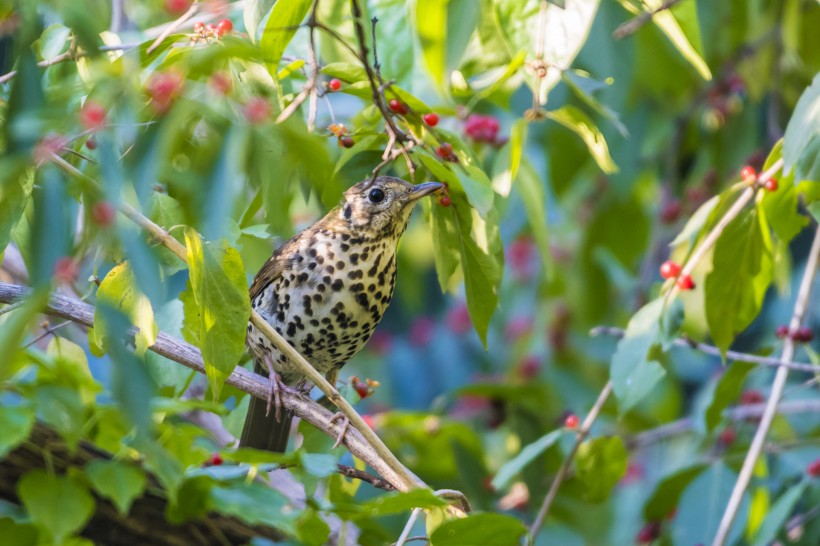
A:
368 188 385 203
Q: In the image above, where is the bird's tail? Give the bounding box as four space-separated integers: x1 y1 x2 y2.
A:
239 363 293 452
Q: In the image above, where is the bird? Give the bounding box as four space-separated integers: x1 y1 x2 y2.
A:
240 176 444 452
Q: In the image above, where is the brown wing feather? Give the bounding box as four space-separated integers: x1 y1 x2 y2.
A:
249 237 295 299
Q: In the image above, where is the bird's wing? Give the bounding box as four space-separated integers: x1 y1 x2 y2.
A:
249 236 297 299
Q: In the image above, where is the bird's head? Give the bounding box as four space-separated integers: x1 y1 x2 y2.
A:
337 176 444 237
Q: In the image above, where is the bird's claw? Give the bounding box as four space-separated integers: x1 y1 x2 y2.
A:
329 412 350 449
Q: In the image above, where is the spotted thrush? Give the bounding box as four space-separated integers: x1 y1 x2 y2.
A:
240 176 444 451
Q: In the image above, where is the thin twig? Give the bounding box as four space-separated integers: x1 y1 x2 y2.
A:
337 464 396 491
613 0 686 39
0 300 26 317
712 222 820 546
0 43 142 86
667 158 784 302
370 17 381 77
629 399 820 448
23 320 73 349
529 381 613 538
529 0 550 116
590 326 819 374
147 1 201 54
395 508 422 546
275 0 323 127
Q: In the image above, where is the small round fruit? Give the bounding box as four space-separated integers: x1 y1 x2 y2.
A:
439 195 452 207
793 326 814 343
328 78 342 92
422 113 439 127
209 72 232 95
659 260 681 280
388 98 407 114
216 19 233 36
354 382 369 399
775 325 789 339
676 274 695 290
740 165 756 181
435 142 455 162
193 21 205 34
718 427 736 446
165 0 189 14
659 199 681 224
80 101 107 130
85 138 97 150
243 97 271 124
764 178 778 192
808 458 820 477
564 414 579 429
740 390 764 405
53 257 79 284
92 201 116 227
209 453 223 466
205 23 217 35
340 136 355 148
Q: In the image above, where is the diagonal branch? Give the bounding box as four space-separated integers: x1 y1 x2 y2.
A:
613 0 685 39
712 221 820 546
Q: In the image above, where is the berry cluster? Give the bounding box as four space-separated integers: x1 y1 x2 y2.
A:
192 19 233 42
350 376 379 399
328 123 354 148
740 165 779 192
775 325 814 343
435 142 457 163
464 114 501 144
659 260 695 290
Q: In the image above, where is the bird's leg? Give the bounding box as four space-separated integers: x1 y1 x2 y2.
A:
263 354 287 422
329 412 350 449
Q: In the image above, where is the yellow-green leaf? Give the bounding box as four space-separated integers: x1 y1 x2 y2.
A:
93 262 157 356
545 105 618 174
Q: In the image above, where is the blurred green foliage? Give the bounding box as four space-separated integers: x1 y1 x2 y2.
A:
0 0 819 544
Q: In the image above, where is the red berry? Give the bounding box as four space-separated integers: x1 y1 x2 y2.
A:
340 136 355 148
764 178 778 192
636 522 661 544
362 414 376 429
164 0 189 14
91 201 116 227
740 165 756 182
435 142 456 162
439 195 452 207
216 18 233 36
718 427 736 447
775 325 790 339
807 458 820 477
354 382 369 399
388 99 407 114
328 78 342 92
564 414 579 429
740 390 764 405
147 72 184 113
659 260 681 279
80 101 107 130
53 257 78 284
209 72 232 95
676 274 695 290
209 452 223 466
85 138 97 150
659 199 681 224
243 97 271 124
519 356 541 379
793 326 814 343
193 22 205 34
422 113 439 127
464 114 500 143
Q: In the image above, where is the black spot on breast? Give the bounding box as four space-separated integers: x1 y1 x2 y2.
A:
336 261 345 270
344 204 352 220
350 253 359 265
323 275 332 284
341 234 350 241
313 293 322 302
340 243 349 251
317 283 326 292
368 284 376 292
277 311 285 322
297 272 309 283
348 270 363 280
310 319 320 327
317 255 324 264
356 293 370 307
308 262 317 270
331 279 344 291
308 248 317 257
351 282 364 292
286 323 296 337
322 317 331 325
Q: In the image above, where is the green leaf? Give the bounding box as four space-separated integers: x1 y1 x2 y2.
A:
760 172 809 243
34 385 88 450
0 405 35 458
492 429 564 491
356 489 447 517
0 290 49 381
610 298 667 413
85 460 147 514
46 337 101 404
30 167 72 287
705 209 774 355
703 362 754 433
783 73 820 182
456 165 494 218
491 119 528 197
299 453 338 478
750 481 808 546
670 195 721 247
210 482 300 536
429 512 527 546
643 464 707 520
415 0 447 89
516 159 550 274
259 0 313 70
0 158 33 258
320 62 368 82
183 228 251 399
574 436 628 502
0 518 37 546
545 105 618 174
18 470 95 545
671 463 748 545
93 261 157 356
244 0 276 42
429 198 462 290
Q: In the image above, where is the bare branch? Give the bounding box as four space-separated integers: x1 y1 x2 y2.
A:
530 381 613 538
713 222 820 546
590 326 819 374
147 1 201 54
337 464 396 491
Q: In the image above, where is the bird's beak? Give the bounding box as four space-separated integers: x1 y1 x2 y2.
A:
408 181 445 201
